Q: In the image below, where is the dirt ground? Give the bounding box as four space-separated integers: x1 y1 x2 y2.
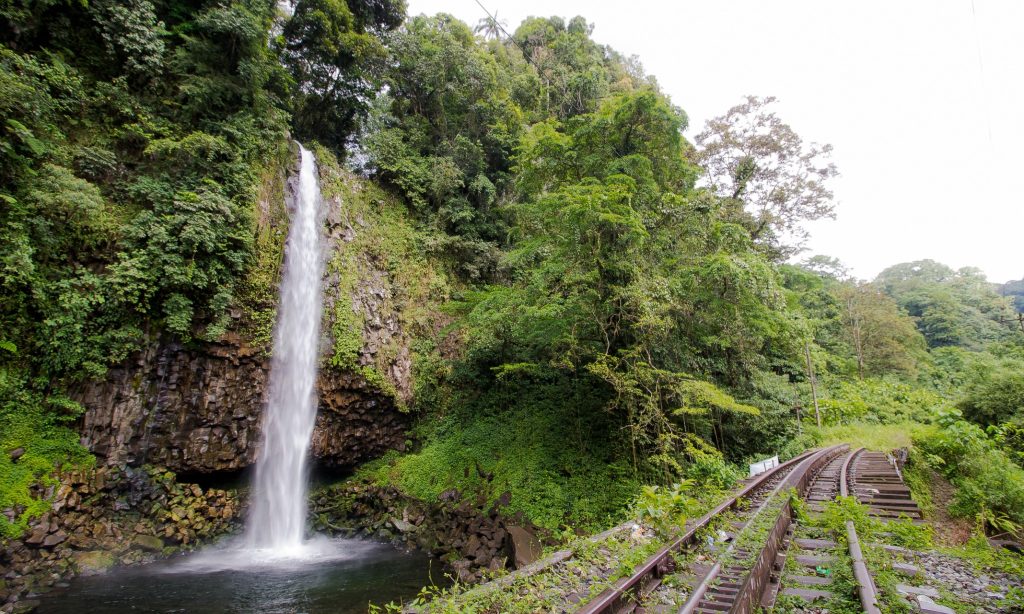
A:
922 466 974 546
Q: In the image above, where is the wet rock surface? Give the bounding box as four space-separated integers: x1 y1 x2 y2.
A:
310 482 541 585
75 333 412 475
311 371 409 469
75 336 269 473
0 466 241 612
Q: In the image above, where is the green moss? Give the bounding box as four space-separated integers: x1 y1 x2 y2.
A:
236 153 291 352
0 376 93 539
328 287 363 372
311 144 452 412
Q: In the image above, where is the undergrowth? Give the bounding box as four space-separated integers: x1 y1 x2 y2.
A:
357 385 643 532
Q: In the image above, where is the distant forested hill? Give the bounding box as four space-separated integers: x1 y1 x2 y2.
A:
1000 278 1024 313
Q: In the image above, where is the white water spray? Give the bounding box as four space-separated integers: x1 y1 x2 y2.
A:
168 145 358 572
246 144 324 552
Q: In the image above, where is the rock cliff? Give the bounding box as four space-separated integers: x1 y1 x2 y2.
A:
74 147 417 475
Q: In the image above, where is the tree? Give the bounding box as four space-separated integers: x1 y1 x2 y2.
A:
876 260 1023 349
999 278 1024 314
837 282 925 379
281 0 404 149
799 255 850 281
473 13 506 40
960 360 1024 427
695 95 838 257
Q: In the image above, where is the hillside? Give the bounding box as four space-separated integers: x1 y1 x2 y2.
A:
1 2 1023 612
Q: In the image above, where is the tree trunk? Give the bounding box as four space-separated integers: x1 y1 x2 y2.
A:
804 342 821 428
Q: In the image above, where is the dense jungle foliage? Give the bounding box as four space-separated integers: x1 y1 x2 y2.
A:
2 0 1023 544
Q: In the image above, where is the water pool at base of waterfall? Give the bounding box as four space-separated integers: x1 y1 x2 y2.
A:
34 538 446 614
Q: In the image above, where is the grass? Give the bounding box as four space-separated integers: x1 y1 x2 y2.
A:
810 421 939 452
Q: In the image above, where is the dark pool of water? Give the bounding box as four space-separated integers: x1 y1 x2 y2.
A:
35 539 445 614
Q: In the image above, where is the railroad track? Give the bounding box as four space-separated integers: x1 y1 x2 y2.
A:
771 447 883 612
842 448 951 613
439 448 829 613
433 444 945 613
841 448 882 614
767 450 854 610
773 446 937 614
844 448 922 521
574 444 927 613
574 444 849 614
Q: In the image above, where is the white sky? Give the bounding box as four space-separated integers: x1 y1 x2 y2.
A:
405 0 1024 284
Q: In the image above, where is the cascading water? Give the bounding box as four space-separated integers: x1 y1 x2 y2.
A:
246 143 324 553
160 145 351 572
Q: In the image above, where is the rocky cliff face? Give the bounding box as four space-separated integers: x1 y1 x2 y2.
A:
75 331 411 474
75 147 414 475
76 335 267 472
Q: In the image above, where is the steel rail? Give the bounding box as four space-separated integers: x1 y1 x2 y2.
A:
678 448 812 614
722 445 848 614
576 444 847 614
846 520 882 614
841 447 882 614
839 446 863 497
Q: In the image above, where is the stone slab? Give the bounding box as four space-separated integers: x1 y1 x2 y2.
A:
896 583 940 598
892 562 921 577
781 587 833 601
786 574 832 586
917 595 956 614
793 554 831 568
794 538 837 549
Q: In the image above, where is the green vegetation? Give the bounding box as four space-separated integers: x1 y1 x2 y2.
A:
1 2 1022 585
914 411 1024 530
0 0 400 535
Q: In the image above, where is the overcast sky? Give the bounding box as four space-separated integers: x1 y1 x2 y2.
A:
405 0 1023 284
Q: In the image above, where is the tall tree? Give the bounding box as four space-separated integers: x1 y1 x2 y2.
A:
695 95 838 257
473 13 506 40
837 282 925 379
281 0 404 149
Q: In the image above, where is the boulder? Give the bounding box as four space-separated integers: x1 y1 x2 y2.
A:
41 531 67 548
24 526 48 546
72 551 116 576
12 599 41 613
390 518 416 533
507 525 542 569
131 534 164 552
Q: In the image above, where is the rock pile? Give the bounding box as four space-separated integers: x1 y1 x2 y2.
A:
311 481 543 584
1 465 241 612
914 550 1019 613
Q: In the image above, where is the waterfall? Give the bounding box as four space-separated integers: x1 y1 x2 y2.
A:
246 143 324 552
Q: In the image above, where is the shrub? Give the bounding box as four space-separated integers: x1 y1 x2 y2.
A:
914 411 1024 528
